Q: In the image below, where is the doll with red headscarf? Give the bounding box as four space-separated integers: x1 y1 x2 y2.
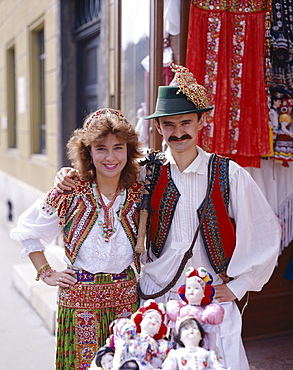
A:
166 267 224 351
111 300 172 370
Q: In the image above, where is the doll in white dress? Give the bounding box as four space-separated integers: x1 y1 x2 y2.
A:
162 316 230 370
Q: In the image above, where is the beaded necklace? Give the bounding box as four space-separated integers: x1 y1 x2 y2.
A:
92 182 124 242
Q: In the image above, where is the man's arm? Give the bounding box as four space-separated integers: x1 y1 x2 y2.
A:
54 167 77 193
224 163 281 301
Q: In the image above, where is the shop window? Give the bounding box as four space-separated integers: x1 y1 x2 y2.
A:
75 0 101 29
31 26 46 154
119 0 150 151
117 0 189 151
7 46 17 148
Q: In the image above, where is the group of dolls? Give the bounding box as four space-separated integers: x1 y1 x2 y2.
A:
90 267 230 370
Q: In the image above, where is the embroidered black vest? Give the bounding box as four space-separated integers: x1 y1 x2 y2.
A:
145 152 236 274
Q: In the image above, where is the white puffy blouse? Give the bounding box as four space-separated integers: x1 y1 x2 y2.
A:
10 191 134 274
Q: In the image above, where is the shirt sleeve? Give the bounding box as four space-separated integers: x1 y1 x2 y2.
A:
10 197 61 257
226 163 281 300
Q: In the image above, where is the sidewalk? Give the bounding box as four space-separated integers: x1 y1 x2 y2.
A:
1 223 292 370
0 224 56 370
245 334 293 369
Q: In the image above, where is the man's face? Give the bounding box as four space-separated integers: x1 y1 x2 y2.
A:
155 113 203 155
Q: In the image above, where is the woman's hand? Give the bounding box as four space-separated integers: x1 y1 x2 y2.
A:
54 167 77 193
43 268 77 288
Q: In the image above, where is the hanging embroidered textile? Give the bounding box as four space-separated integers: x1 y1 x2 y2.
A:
270 0 293 91
186 0 271 168
269 1 293 165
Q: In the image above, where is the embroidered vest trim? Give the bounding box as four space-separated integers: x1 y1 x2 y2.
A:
44 178 142 272
147 162 180 258
146 153 236 273
197 154 236 273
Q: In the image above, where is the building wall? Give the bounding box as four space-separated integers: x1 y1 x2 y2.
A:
0 0 61 227
0 0 112 223
0 1 60 194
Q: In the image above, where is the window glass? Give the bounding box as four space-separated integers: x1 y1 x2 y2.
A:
121 0 150 151
38 29 45 154
7 47 17 148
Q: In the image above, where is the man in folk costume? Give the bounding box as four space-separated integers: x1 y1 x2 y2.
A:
137 64 281 370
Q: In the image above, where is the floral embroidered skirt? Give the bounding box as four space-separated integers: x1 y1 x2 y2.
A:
55 266 139 370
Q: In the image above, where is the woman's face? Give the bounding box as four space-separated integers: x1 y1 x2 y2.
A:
90 133 127 183
185 279 204 305
140 310 162 337
180 320 202 348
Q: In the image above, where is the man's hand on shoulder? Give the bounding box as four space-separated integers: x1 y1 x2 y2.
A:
54 167 77 193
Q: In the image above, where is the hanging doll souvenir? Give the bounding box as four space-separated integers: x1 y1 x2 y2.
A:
166 267 224 351
272 98 293 166
269 92 283 144
161 316 230 370
110 300 172 370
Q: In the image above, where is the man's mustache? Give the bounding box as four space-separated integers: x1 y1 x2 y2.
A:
168 134 192 142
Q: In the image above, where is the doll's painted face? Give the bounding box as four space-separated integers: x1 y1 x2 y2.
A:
180 319 202 348
101 353 114 370
185 279 204 305
140 310 162 337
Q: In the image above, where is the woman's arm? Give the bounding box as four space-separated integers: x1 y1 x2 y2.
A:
29 250 77 288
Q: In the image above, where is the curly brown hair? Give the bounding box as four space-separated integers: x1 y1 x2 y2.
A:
67 109 143 189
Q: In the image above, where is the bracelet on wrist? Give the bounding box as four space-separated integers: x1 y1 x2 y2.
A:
36 263 55 281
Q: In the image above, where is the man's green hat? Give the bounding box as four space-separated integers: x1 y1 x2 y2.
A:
145 63 213 120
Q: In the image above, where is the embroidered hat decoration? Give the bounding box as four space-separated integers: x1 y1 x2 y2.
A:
170 63 211 110
145 63 213 119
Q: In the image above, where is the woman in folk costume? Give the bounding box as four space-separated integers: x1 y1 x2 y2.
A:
10 108 143 370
